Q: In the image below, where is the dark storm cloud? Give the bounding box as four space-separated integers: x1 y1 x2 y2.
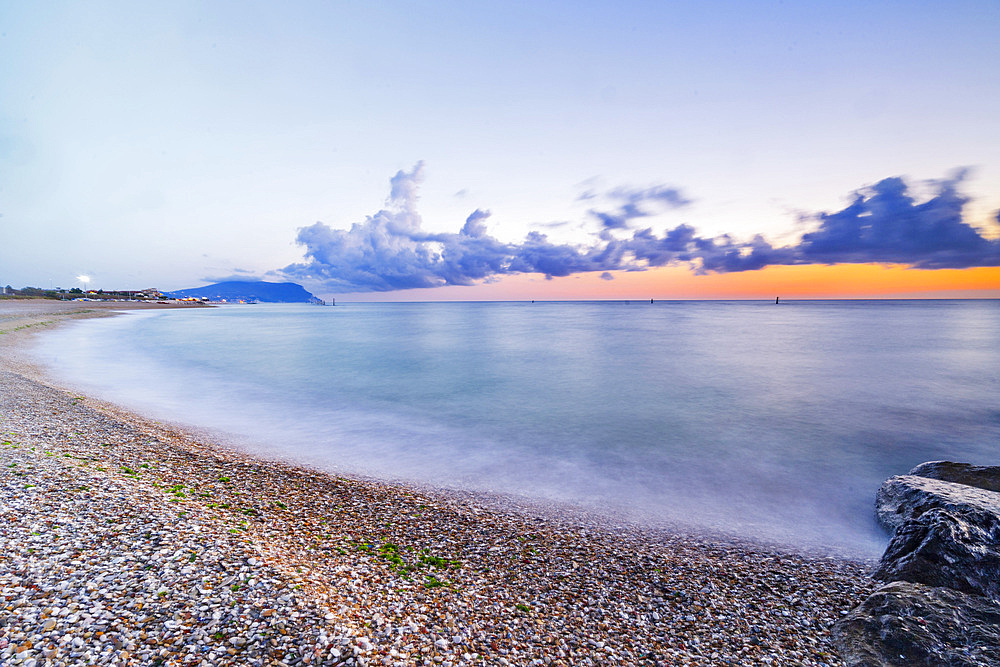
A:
281 165 1000 293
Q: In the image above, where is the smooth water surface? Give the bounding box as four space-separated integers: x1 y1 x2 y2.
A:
33 300 1000 556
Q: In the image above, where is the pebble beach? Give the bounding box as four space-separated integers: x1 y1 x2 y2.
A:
0 300 876 666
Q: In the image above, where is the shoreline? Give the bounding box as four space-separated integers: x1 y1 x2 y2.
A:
1 300 876 666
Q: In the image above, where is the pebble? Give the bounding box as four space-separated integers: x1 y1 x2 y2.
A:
0 302 877 666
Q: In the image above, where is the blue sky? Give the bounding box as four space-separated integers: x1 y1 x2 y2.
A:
2 1 998 298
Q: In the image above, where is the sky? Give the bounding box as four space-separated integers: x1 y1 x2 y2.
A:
1 0 999 300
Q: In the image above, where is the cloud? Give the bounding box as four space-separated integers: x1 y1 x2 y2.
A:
797 170 1000 269
589 184 692 230
461 209 491 238
282 163 677 292
281 164 1000 293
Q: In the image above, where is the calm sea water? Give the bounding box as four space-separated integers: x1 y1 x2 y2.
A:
33 300 1000 556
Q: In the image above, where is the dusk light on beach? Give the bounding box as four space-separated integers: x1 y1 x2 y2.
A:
2 2 1000 665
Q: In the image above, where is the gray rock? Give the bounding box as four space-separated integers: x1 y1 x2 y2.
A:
874 475 1000 534
908 461 1000 493
837 462 1000 666
833 581 1000 667
873 506 1000 600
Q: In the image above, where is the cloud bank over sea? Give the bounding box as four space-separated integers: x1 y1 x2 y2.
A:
281 164 1000 293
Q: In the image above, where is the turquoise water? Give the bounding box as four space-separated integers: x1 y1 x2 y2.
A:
33 300 1000 556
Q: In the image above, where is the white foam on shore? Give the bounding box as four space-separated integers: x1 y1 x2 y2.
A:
23 306 897 557
27 300 1000 558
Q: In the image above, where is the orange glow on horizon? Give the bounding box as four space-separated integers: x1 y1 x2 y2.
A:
335 264 1000 301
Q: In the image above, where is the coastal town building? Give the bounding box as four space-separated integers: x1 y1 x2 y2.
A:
0 285 165 301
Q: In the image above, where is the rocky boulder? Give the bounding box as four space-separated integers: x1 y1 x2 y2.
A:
834 461 1000 667
875 473 1000 534
874 505 1000 600
832 581 1000 667
907 461 1000 493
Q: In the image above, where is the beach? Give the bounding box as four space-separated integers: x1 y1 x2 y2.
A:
1 300 875 666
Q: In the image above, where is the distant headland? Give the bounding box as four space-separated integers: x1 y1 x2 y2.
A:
166 281 326 304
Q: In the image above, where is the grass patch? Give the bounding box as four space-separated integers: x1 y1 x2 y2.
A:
374 543 462 575
423 575 450 589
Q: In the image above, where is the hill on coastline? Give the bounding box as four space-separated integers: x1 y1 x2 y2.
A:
166 281 321 303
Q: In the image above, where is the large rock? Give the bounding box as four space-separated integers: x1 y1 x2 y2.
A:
873 505 1000 600
875 474 1000 535
907 460 1000 493
833 581 1000 667
834 461 1000 666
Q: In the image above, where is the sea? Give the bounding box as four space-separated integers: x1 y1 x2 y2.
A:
31 299 1000 557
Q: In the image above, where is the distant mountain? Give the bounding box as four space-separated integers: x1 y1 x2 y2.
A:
166 281 323 303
